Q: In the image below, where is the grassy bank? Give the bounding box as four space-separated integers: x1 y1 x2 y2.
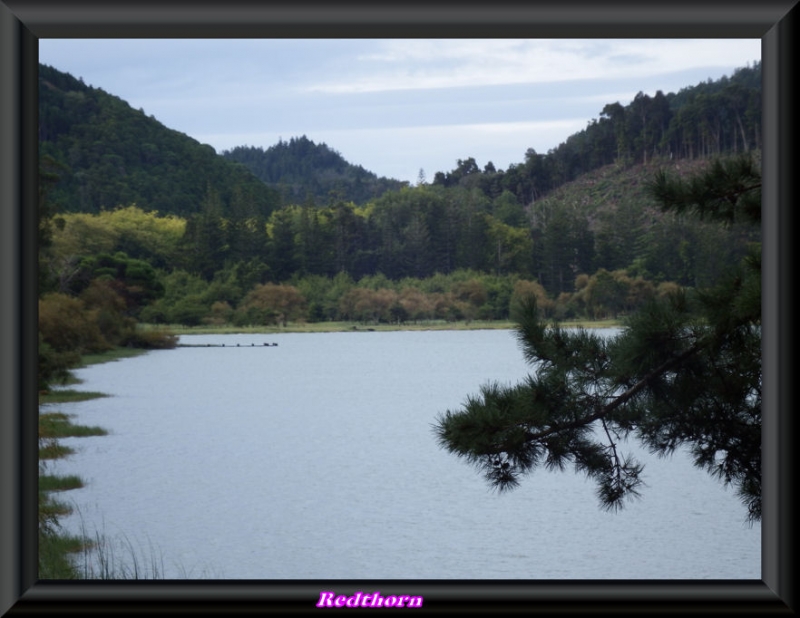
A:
79 346 150 366
39 390 109 405
142 317 622 336
38 408 101 579
38 345 160 579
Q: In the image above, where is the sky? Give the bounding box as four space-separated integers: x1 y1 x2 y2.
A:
38 39 761 185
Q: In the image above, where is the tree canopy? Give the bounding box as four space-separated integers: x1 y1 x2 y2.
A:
433 153 762 523
221 137 407 206
38 64 282 218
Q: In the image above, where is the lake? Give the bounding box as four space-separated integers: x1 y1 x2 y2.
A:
45 329 761 580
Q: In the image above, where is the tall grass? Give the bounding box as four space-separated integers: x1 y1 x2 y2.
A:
69 512 220 579
37 361 201 580
77 527 166 580
39 390 109 405
38 527 88 579
37 377 170 580
39 438 75 460
37 459 88 580
39 474 84 492
39 411 108 437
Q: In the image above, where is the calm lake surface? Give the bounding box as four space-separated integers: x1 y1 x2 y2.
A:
47 329 761 580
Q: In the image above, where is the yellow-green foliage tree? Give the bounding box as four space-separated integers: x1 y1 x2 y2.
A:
208 301 235 326
49 205 185 280
486 216 534 276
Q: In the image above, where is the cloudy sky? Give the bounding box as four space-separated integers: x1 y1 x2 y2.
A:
38 39 761 184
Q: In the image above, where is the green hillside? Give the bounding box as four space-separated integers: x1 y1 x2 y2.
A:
37 60 761 326
39 64 282 218
523 156 761 294
39 61 761 222
222 137 408 206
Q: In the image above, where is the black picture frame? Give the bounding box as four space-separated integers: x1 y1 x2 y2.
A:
1 1 795 614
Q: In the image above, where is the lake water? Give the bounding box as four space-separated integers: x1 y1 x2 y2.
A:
45 329 761 580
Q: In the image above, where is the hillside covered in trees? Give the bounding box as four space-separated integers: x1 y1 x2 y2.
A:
222 138 408 206
39 61 761 219
431 61 761 203
38 64 282 218
38 61 762 384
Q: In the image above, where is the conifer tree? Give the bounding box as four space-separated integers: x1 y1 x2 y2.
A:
434 153 762 523
180 184 227 281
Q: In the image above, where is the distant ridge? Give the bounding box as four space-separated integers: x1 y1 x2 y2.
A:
39 60 761 218
221 137 408 207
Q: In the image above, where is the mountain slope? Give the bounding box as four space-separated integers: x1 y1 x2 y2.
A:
221 137 407 206
39 64 282 218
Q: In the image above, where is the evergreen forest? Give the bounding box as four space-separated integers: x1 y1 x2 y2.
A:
37 61 762 387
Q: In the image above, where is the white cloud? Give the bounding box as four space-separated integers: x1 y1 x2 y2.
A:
39 38 762 186
304 39 760 94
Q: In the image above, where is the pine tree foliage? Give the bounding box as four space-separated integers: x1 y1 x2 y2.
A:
434 153 762 523
648 154 761 226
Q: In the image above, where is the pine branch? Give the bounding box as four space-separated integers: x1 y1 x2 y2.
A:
520 340 704 443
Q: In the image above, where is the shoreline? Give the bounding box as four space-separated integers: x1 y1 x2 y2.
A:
140 318 622 336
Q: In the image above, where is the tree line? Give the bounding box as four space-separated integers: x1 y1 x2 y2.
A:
157 156 759 294
39 151 756 334
39 61 761 226
431 62 762 206
37 59 761 398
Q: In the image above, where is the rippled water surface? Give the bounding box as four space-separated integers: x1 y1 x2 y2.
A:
47 329 760 579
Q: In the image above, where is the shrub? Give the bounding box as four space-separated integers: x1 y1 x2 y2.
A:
511 280 555 319
167 296 209 327
235 283 307 326
39 293 111 354
205 300 234 325
38 333 80 391
80 279 136 346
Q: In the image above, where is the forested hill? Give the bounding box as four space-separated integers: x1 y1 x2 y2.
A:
431 61 762 205
222 138 408 206
39 60 760 221
38 64 405 216
38 63 282 218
